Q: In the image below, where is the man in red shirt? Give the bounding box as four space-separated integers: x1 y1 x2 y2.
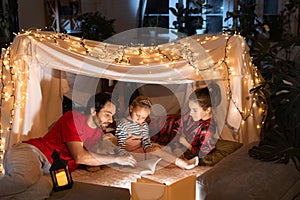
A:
0 93 137 199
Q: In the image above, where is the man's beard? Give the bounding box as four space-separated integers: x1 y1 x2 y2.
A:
92 115 103 129
92 115 109 130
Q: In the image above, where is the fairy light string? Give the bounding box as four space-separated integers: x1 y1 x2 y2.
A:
0 46 16 175
0 30 267 175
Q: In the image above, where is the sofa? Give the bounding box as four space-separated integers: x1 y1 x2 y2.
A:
197 142 300 200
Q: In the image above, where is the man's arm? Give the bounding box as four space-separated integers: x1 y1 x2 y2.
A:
66 141 137 167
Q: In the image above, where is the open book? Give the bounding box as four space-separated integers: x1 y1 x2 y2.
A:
121 157 162 175
138 157 162 175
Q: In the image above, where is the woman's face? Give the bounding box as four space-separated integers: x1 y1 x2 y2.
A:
188 100 211 121
130 105 150 125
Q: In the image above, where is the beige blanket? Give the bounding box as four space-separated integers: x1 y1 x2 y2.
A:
72 165 211 190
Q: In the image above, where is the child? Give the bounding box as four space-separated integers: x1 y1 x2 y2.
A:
115 96 154 155
173 87 218 160
115 95 198 170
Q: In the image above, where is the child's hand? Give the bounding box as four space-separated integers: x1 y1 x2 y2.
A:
126 134 141 140
144 147 152 153
125 135 142 151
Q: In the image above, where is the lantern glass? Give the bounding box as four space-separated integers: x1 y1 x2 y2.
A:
49 149 73 192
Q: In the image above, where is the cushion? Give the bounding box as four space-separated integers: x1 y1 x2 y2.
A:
199 139 243 166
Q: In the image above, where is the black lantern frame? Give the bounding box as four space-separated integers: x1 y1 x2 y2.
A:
49 149 73 192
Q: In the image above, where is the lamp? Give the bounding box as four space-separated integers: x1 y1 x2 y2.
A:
49 149 73 192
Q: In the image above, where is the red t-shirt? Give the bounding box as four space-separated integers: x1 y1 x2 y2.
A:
24 111 104 171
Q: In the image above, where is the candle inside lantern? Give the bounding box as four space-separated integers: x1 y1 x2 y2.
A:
55 170 68 186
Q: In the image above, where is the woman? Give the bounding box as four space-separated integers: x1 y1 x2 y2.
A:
173 86 219 160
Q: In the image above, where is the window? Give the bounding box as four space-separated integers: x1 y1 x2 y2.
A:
205 0 224 33
263 0 281 40
142 0 238 34
45 0 81 34
264 0 278 14
256 0 285 41
147 0 234 33
143 0 169 28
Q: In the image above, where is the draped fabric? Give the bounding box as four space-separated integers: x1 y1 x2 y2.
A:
0 30 265 148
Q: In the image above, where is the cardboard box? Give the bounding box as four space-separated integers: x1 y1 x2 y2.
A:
131 175 196 200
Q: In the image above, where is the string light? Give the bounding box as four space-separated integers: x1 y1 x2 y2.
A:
0 30 268 175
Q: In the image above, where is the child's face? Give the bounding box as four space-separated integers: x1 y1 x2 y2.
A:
188 100 211 121
130 105 150 124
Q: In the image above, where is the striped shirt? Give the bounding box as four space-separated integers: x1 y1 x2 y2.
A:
115 118 153 153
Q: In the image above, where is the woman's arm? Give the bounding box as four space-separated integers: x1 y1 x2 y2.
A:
66 141 137 167
179 136 192 150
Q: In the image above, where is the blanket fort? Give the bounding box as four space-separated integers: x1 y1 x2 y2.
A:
0 29 266 175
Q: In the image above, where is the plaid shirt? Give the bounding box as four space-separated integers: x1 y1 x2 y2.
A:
149 114 180 146
150 113 216 158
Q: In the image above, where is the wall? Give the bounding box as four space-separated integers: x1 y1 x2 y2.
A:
18 0 47 30
81 0 139 33
17 0 139 34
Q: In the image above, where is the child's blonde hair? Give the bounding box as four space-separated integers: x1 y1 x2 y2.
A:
131 96 152 109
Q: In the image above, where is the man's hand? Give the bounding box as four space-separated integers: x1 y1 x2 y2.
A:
115 154 137 167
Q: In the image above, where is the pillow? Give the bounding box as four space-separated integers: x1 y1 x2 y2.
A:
199 139 243 166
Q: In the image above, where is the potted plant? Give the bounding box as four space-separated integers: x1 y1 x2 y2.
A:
144 16 161 27
169 0 210 36
75 12 115 42
0 7 11 48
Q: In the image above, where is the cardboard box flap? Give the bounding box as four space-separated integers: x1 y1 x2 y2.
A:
166 175 196 200
131 182 165 200
131 175 196 200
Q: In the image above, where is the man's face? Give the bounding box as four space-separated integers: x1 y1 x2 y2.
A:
93 101 116 129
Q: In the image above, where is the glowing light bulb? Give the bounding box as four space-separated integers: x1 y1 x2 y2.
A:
256 125 261 129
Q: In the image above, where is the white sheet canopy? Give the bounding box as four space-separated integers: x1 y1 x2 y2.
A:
0 29 266 151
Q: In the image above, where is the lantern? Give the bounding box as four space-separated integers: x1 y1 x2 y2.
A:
49 149 73 192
